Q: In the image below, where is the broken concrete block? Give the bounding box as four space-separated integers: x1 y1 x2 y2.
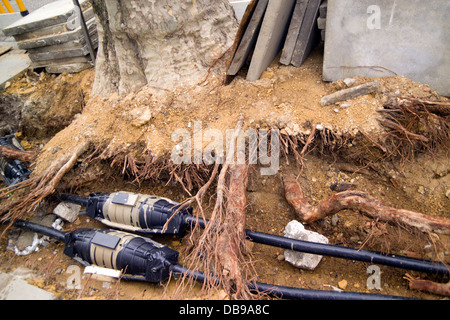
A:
228 0 269 75
323 0 450 97
280 0 309 65
343 78 356 87
320 81 379 106
0 272 57 300
317 17 326 30
283 220 328 270
247 0 296 81
53 202 81 223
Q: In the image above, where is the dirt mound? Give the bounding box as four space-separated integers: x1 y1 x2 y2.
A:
32 47 447 178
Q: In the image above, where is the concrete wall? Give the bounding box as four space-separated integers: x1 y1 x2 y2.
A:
323 0 450 97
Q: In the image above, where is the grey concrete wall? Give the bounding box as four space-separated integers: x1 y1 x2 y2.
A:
323 0 450 97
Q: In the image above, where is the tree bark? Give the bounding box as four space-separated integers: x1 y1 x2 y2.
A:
90 0 238 96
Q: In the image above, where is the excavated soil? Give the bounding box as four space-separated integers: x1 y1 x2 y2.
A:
0 46 448 300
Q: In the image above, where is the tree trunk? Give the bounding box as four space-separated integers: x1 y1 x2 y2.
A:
90 0 238 96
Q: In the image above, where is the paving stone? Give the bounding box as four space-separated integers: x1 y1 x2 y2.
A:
246 0 296 81
2 0 91 36
31 55 91 68
290 0 321 67
0 49 30 89
28 44 94 62
17 17 97 49
227 0 269 75
280 0 309 65
0 12 22 30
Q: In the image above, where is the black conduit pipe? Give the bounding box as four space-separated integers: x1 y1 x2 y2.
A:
169 264 412 300
245 229 449 275
13 219 66 242
184 216 449 275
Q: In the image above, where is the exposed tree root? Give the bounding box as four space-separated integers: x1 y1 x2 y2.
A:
216 163 254 299
0 141 89 224
377 96 449 161
282 175 450 235
169 117 259 299
404 274 450 297
0 145 37 162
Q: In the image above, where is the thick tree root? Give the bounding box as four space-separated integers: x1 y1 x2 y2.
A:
282 175 450 235
404 274 450 297
0 145 37 162
217 163 253 299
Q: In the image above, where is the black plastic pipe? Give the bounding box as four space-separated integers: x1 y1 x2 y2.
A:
185 216 449 275
169 264 411 300
58 193 89 207
13 219 66 242
245 229 449 275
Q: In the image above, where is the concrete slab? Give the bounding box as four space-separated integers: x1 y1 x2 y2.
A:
290 0 321 67
247 0 296 81
227 0 269 75
27 34 98 55
2 0 90 36
31 55 91 68
45 62 92 74
280 0 309 65
0 272 57 300
0 44 12 56
17 17 97 49
0 12 22 30
28 44 95 62
0 49 30 89
323 0 450 97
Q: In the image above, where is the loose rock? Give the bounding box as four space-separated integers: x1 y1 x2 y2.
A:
283 220 329 270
